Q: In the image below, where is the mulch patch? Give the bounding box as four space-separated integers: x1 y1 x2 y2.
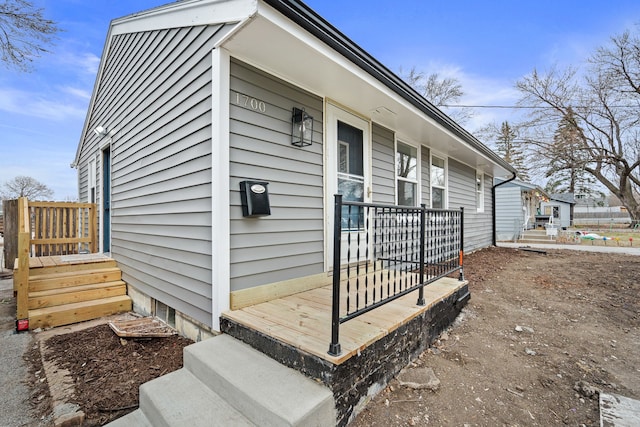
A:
42 323 193 426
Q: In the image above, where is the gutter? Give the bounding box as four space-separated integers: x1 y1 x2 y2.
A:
492 172 518 246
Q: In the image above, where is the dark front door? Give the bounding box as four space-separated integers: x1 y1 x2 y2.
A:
102 146 111 253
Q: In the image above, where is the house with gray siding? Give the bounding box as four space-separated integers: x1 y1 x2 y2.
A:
494 178 549 241
74 0 516 340
541 193 575 229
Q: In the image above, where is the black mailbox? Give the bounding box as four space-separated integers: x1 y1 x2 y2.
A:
240 180 271 217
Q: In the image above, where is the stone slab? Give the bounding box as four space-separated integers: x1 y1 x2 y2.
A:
600 393 640 427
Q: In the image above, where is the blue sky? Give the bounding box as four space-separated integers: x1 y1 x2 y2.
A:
1 0 639 199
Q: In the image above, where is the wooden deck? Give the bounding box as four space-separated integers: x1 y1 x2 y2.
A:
222 276 467 365
28 253 112 269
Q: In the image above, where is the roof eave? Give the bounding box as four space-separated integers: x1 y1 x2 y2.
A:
262 0 516 175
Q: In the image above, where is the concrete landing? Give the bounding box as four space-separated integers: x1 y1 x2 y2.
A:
600 393 640 427
106 334 336 426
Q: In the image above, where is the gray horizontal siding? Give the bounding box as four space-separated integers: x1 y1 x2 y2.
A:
371 123 395 204
448 159 493 252
229 59 324 291
495 185 522 241
76 23 236 327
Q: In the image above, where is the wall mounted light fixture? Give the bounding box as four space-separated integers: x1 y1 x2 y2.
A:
291 107 313 147
93 126 109 137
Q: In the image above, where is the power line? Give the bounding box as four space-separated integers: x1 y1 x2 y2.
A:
440 104 640 109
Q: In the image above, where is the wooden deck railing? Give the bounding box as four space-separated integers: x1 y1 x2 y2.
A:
12 197 97 331
29 201 97 256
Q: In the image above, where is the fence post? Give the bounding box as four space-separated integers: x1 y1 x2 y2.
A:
89 204 97 253
417 204 426 305
15 197 30 331
328 194 343 357
459 207 465 281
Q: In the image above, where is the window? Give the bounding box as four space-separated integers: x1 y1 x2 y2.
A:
88 158 96 203
396 142 418 206
476 172 484 212
155 300 176 328
430 155 446 209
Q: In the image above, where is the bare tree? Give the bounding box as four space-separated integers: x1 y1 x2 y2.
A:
1 175 53 200
476 120 532 181
400 66 473 125
0 0 59 71
516 28 640 225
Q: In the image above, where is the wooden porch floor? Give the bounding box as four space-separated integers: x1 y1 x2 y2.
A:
221 276 467 365
28 253 112 269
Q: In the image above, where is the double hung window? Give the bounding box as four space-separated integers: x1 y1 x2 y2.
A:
430 156 446 209
396 142 418 206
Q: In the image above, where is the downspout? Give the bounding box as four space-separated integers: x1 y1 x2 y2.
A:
492 172 517 246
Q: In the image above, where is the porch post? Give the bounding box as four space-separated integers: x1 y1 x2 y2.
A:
328 194 342 356
417 204 426 306
15 197 30 331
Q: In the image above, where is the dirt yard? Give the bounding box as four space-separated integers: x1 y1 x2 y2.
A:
26 246 640 426
352 246 640 426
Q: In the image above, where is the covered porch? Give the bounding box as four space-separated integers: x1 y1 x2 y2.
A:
221 198 469 425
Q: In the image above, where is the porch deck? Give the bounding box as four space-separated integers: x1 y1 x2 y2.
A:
221 276 467 365
27 253 112 269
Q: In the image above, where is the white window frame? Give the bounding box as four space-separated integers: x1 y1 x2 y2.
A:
88 157 96 203
430 153 447 209
395 140 420 206
476 171 485 212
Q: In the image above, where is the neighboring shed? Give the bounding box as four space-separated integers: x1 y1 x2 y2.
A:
73 0 515 339
541 193 575 229
495 179 549 241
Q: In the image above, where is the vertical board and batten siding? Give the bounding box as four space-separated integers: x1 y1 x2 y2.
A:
495 185 522 241
371 123 395 204
229 59 324 291
448 159 493 251
76 24 236 327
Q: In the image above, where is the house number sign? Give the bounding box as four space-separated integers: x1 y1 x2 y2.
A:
234 92 266 113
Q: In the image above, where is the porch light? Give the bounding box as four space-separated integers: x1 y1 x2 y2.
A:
93 126 109 137
291 107 313 147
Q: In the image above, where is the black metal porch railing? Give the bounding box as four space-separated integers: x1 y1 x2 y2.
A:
328 194 464 356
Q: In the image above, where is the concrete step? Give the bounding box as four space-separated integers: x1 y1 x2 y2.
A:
106 334 336 427
184 334 335 427
140 369 254 427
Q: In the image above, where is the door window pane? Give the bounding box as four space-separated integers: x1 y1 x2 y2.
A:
337 121 365 229
337 121 363 176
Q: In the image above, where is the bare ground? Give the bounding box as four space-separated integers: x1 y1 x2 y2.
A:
25 246 640 426
351 246 640 426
